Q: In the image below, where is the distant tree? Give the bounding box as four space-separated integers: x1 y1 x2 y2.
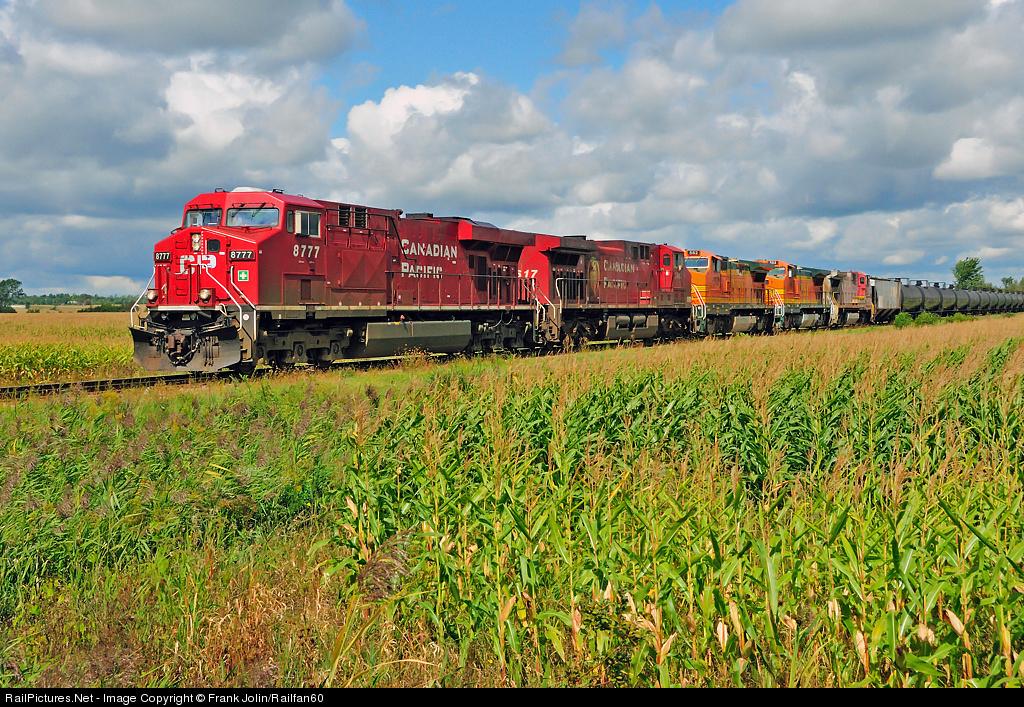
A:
953 258 986 290
0 278 25 310
1003 276 1016 291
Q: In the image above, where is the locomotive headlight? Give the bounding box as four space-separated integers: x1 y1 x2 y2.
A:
146 289 159 304
191 232 202 252
198 288 213 302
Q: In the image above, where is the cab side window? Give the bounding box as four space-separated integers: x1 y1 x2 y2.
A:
288 210 321 237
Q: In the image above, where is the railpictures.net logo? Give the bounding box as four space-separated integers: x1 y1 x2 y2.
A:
4 696 325 705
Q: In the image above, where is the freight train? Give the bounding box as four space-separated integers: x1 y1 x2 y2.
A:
129 188 1024 372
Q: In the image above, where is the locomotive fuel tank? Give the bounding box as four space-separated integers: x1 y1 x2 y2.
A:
605 314 660 340
798 313 824 329
351 321 473 358
731 315 761 333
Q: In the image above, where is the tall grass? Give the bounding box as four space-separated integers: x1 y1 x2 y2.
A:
1 316 1023 686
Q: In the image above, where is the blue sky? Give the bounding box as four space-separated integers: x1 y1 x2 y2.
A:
334 1 730 111
0 0 1022 293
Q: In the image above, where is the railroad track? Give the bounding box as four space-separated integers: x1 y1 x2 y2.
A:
0 339 644 401
0 370 257 400
1 332 810 401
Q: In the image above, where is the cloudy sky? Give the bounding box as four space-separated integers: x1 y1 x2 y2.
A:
1 0 1023 294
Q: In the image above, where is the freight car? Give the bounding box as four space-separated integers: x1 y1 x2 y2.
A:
895 280 1024 316
130 188 1024 372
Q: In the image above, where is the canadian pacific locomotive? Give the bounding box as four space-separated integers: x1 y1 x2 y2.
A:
129 188 1024 372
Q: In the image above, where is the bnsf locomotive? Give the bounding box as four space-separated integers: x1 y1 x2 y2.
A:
130 188 1024 372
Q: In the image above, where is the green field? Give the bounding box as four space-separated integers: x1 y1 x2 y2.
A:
2 315 1024 686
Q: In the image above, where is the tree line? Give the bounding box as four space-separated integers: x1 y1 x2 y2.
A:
0 278 134 312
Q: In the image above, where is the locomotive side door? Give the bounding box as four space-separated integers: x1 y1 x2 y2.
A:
658 246 674 291
284 207 325 304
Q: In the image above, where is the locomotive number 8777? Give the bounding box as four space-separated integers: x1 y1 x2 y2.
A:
129 187 1024 372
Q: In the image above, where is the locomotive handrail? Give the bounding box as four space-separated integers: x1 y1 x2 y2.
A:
227 267 257 310
769 288 785 318
691 284 707 327
129 272 156 328
554 275 654 307
203 267 256 347
385 270 540 309
226 265 258 346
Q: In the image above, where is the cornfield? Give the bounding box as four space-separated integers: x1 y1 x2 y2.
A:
1 315 1023 686
0 313 139 383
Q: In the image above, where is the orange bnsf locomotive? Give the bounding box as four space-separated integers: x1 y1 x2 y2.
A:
130 188 1024 372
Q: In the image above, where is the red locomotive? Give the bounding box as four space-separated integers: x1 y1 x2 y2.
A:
130 188 1024 372
130 189 690 371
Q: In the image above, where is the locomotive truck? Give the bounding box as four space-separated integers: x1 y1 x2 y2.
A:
130 188 1024 373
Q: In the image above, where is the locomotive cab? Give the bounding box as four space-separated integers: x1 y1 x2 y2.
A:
131 189 288 371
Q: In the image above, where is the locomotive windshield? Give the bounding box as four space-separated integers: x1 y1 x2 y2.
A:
684 257 709 270
184 209 221 227
227 207 280 228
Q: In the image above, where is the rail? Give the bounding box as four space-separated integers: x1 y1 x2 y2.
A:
0 370 254 400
